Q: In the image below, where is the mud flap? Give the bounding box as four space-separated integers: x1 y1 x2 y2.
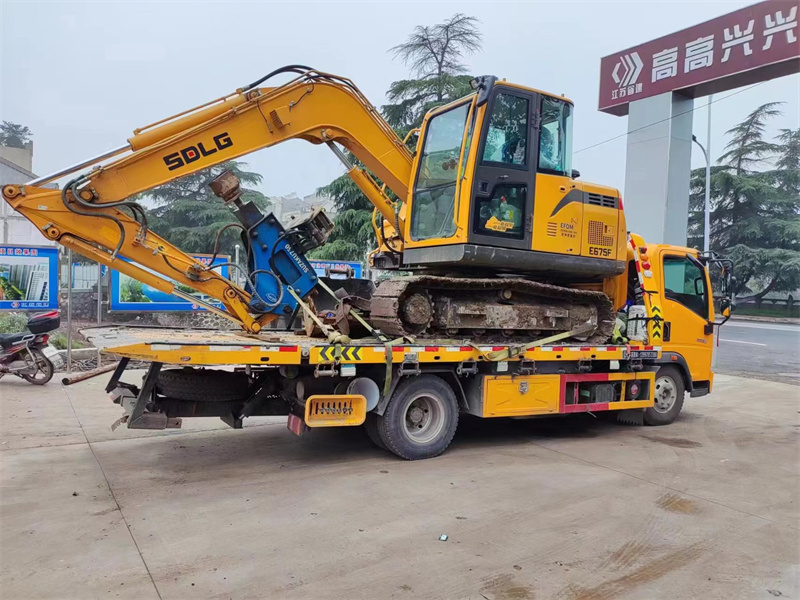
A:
617 409 645 426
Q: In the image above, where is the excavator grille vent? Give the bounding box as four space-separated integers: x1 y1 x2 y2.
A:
587 193 617 209
546 222 557 237
588 220 614 247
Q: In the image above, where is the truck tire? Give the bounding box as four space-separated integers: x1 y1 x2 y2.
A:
156 369 249 402
363 412 387 451
376 375 459 460
644 366 685 426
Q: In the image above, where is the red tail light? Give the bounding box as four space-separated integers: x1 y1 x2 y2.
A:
41 335 50 344
618 196 624 210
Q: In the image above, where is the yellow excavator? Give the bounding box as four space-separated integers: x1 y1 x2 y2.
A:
4 66 631 343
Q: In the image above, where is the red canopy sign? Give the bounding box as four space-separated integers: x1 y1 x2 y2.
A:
599 0 800 115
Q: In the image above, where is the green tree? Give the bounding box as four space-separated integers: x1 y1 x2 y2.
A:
384 13 482 132
688 103 800 303
0 121 32 148
316 14 482 263
141 161 269 257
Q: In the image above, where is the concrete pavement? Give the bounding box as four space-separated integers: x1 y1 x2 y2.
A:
1 371 798 599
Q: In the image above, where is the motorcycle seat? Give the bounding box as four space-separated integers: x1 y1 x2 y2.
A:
0 332 32 349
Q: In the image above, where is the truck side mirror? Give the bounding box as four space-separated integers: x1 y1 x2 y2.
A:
719 298 731 318
571 169 580 179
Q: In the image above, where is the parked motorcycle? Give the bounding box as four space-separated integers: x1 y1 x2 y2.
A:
0 311 61 385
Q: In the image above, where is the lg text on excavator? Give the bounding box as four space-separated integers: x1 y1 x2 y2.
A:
5 66 733 460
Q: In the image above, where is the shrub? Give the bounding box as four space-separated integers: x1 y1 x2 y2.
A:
0 312 28 333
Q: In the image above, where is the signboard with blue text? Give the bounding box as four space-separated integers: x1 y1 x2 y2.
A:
0 245 59 311
110 254 230 312
309 260 363 279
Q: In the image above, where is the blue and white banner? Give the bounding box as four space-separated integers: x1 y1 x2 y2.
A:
110 254 230 312
0 245 59 310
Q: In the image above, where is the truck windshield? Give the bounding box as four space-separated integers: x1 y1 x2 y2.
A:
410 102 471 240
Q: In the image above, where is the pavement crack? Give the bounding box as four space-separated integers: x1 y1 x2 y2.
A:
63 389 163 600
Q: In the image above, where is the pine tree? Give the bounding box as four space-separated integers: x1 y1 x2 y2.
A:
316 14 482 263
688 103 800 302
141 161 269 257
0 121 32 148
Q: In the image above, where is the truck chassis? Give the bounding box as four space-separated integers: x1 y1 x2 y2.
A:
87 325 683 460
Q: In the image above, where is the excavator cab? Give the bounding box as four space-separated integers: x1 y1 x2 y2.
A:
401 77 626 282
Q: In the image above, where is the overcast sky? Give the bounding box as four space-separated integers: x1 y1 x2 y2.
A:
1 1 798 199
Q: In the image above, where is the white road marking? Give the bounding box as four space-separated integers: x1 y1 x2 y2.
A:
720 339 767 346
727 321 799 332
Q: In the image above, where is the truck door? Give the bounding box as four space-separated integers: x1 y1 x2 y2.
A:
660 253 715 382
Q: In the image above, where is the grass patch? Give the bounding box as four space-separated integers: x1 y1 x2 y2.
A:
735 305 799 318
49 332 87 350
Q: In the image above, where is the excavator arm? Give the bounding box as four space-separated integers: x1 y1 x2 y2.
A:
2 67 414 333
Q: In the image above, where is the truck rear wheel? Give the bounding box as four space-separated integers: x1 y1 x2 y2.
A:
376 375 459 460
364 412 387 450
644 366 685 425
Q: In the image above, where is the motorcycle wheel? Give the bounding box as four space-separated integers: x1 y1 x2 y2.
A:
21 348 54 385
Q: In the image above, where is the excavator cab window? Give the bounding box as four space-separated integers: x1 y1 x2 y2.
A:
481 94 529 166
473 184 527 239
410 102 472 240
473 93 530 239
538 96 573 176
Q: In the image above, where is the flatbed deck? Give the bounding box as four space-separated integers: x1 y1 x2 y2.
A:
82 325 661 366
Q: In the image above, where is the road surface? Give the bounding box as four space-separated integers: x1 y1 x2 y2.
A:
716 320 800 384
1 372 798 599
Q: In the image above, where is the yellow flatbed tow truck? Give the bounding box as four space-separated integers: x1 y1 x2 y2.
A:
7 66 732 459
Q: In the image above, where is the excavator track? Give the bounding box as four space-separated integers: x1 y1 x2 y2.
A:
369 276 615 344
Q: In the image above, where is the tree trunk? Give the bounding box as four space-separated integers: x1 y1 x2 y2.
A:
734 275 780 304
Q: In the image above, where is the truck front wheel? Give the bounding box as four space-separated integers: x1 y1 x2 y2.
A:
644 366 685 426
376 375 459 460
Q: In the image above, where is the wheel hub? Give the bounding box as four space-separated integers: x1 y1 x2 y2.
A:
403 394 445 443
654 376 677 413
408 406 425 426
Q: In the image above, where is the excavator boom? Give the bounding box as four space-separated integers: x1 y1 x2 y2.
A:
3 68 414 333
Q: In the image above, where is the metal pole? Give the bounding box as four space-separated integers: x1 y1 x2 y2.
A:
27 143 130 187
234 244 241 286
704 95 713 254
692 135 709 252
96 262 102 325
66 249 73 374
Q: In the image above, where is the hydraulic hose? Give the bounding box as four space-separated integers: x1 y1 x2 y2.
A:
243 65 315 91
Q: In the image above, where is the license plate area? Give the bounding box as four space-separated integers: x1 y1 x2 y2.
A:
42 345 59 358
629 350 658 359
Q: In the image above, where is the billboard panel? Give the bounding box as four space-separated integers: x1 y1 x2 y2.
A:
599 1 799 115
110 254 230 312
0 245 59 311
